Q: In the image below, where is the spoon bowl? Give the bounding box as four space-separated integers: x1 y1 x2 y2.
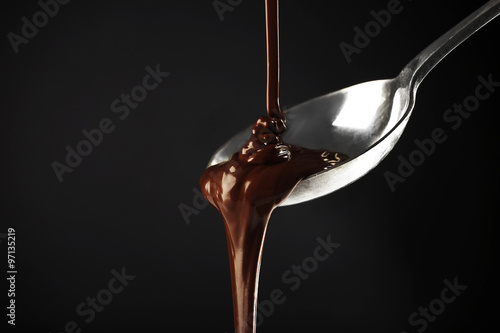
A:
206 0 500 206
208 77 410 205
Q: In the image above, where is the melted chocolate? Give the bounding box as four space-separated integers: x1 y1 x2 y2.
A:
200 1 348 332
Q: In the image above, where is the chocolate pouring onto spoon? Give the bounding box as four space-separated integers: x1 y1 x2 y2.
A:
201 1 500 332
208 0 500 206
200 1 348 332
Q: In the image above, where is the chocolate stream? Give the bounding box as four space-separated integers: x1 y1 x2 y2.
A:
200 1 348 332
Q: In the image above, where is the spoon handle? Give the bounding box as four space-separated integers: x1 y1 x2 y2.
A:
400 0 500 93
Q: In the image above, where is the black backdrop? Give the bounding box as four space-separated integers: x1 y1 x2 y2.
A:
1 0 499 332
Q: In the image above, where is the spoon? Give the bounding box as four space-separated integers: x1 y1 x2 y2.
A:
207 0 500 206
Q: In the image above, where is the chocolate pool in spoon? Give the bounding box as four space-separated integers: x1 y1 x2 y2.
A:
199 1 347 332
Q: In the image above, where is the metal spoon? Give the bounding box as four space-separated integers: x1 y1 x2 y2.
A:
206 0 500 206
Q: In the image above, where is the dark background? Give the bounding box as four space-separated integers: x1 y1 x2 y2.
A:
1 0 499 332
